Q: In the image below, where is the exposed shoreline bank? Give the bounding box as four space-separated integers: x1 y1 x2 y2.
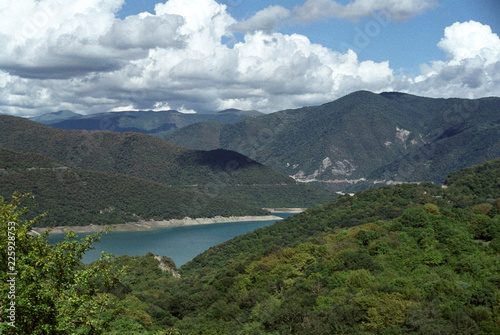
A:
263 208 306 213
32 214 284 235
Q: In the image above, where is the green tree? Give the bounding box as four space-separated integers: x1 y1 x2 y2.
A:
0 194 120 335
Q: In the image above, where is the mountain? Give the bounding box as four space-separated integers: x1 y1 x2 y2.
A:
166 91 500 191
0 147 269 227
100 159 500 334
30 108 263 138
30 110 81 124
0 115 334 208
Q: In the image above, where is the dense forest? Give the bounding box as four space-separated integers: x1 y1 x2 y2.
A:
0 115 334 208
1 159 498 334
0 147 269 227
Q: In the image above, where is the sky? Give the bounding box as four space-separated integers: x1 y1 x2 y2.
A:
0 0 499 116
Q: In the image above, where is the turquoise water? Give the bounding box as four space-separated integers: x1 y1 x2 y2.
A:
47 213 295 266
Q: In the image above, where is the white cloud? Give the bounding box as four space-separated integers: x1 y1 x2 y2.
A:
0 0 185 79
230 5 291 33
294 0 437 22
233 32 394 99
99 14 186 50
233 0 436 33
412 21 500 98
0 1 498 118
438 20 500 65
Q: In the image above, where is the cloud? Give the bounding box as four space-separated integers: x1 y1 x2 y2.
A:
438 20 500 65
0 1 498 118
299 0 437 22
412 21 500 98
0 0 186 79
230 5 291 34
232 0 437 33
99 14 186 50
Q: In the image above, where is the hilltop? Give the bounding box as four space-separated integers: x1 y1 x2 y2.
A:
0 115 334 208
166 91 500 191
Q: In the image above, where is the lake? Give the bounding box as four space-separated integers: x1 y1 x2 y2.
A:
47 213 295 266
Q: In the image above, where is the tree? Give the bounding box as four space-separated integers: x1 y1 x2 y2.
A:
0 194 120 335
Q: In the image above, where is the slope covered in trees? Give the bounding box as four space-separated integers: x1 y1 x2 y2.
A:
166 91 500 190
2 157 498 334
444 158 500 203
99 159 500 334
0 148 269 227
0 195 122 334
0 115 334 208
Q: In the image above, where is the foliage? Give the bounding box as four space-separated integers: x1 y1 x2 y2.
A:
105 196 500 334
0 148 269 227
2 154 499 334
445 158 500 203
182 182 445 272
0 194 121 334
98 160 500 334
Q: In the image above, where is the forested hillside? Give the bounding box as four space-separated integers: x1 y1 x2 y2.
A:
101 159 499 334
166 91 500 191
0 115 334 208
0 148 269 227
4 159 493 334
444 158 500 202
2 130 498 334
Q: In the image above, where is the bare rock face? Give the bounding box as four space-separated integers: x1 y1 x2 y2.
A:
154 255 181 279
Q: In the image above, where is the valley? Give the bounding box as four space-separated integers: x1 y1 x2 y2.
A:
3 158 499 334
1 1 499 333
0 90 499 334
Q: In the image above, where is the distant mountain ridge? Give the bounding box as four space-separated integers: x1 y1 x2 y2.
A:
30 108 263 138
165 91 500 190
0 115 335 208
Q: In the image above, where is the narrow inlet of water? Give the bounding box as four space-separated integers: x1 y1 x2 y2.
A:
47 213 296 266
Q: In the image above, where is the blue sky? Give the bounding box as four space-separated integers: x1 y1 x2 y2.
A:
0 0 499 116
117 0 500 72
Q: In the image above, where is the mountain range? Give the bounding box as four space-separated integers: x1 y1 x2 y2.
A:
164 91 500 191
0 115 334 210
31 108 263 138
4 87 500 333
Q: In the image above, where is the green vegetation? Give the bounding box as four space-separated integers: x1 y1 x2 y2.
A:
444 158 500 203
0 194 121 334
1 157 499 334
0 148 269 227
181 184 335 209
0 115 334 208
0 149 62 169
103 159 500 334
166 91 500 190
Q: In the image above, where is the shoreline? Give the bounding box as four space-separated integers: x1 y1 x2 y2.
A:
263 208 306 213
32 214 284 235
